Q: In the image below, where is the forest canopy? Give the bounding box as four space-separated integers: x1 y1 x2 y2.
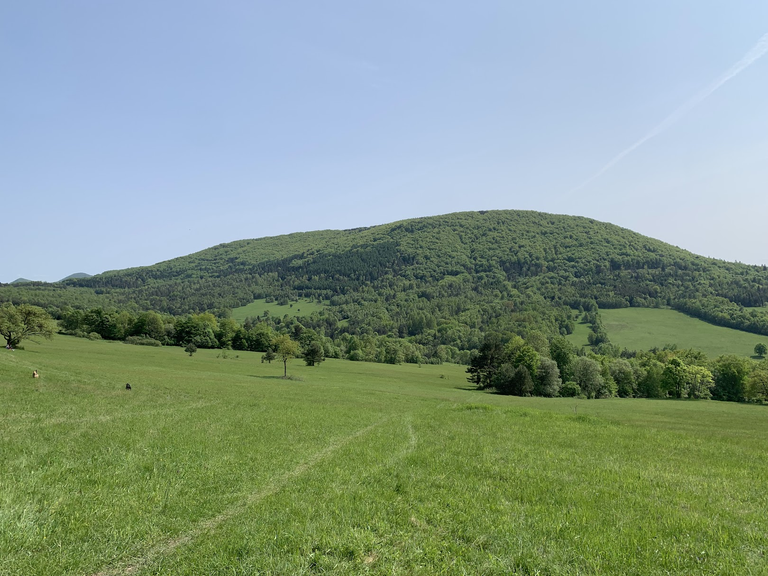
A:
2 210 767 357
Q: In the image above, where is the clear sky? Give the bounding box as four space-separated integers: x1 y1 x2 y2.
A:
2 1 767 283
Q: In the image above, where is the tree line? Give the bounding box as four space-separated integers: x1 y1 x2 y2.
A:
466 329 768 403
54 304 465 366
4 301 767 403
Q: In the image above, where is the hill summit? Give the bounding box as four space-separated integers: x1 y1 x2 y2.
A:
60 272 92 281
4 210 768 340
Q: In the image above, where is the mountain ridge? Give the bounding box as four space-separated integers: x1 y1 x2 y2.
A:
2 210 767 339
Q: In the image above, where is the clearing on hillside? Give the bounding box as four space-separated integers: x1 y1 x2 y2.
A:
569 307 764 357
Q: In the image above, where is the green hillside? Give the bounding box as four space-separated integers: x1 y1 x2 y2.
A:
59 272 92 281
2 210 768 354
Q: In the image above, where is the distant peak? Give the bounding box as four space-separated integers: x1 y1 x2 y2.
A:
60 272 92 281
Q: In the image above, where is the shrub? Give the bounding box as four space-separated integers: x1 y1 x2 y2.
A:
560 381 581 397
348 350 363 362
125 336 162 347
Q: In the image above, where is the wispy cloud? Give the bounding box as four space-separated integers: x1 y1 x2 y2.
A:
567 32 768 195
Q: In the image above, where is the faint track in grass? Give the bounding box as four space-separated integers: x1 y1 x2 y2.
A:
90 418 388 576
370 415 417 473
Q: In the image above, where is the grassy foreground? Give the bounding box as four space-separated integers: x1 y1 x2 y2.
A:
569 307 765 358
1 337 767 575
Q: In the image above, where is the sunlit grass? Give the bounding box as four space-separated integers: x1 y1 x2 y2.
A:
568 307 764 358
1 336 767 574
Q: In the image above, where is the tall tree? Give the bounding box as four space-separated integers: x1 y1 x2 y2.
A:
273 334 300 377
466 333 504 389
686 365 714 399
746 363 768 402
510 365 535 396
492 363 516 395
662 358 689 399
535 357 562 397
303 340 325 366
572 356 605 399
549 336 574 382
215 318 239 349
0 303 56 348
512 345 540 380
637 360 664 398
610 359 636 398
712 355 751 402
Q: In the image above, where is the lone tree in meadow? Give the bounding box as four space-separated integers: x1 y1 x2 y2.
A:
755 343 767 358
273 334 300 378
184 342 198 356
0 303 56 348
303 341 325 367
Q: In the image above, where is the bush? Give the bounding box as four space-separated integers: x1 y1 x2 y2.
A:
125 335 162 347
348 350 363 362
262 349 276 363
560 381 581 397
63 329 87 338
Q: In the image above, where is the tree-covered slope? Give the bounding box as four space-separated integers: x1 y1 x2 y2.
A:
59 272 92 281
3 210 768 340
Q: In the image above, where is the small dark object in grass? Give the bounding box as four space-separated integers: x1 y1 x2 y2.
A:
125 383 132 390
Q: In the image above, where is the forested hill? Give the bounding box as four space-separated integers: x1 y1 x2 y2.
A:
3 210 768 338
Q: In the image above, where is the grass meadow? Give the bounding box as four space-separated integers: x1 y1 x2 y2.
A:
568 307 766 358
230 299 326 323
2 336 768 575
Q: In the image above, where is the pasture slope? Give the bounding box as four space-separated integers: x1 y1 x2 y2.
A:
2 336 767 575
569 307 766 358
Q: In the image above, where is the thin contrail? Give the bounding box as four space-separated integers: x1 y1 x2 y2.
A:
568 32 768 195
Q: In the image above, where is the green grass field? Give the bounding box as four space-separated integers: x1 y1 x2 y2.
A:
230 298 327 323
568 307 766 358
2 336 768 575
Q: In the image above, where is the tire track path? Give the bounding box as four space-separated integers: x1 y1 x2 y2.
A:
91 418 387 576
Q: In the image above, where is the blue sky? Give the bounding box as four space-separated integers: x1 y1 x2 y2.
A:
2 1 767 283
